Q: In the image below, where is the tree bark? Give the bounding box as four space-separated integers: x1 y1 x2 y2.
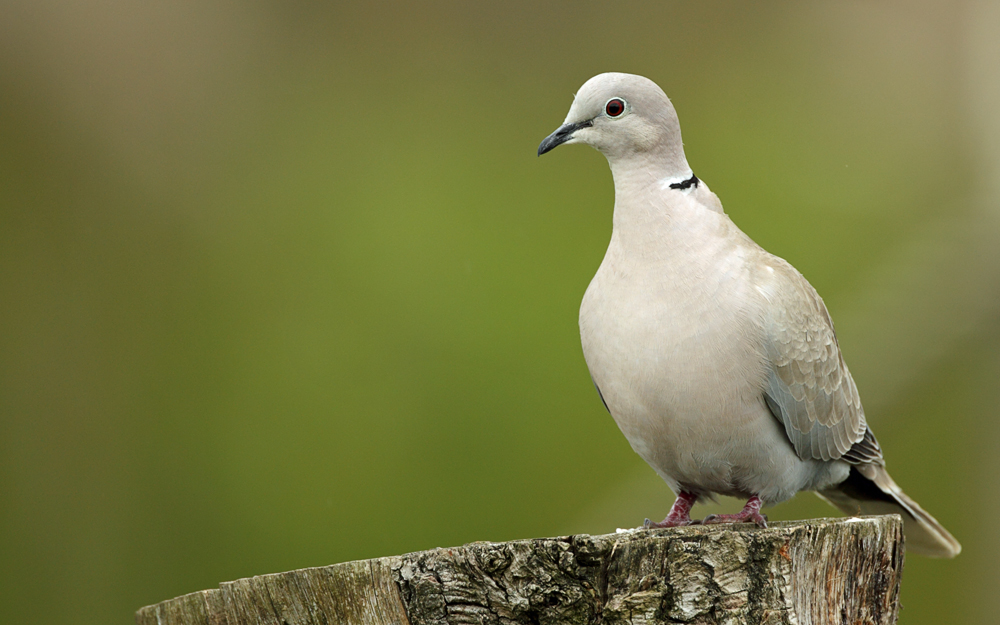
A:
136 515 903 625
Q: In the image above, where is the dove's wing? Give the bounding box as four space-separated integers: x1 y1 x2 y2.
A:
761 261 871 462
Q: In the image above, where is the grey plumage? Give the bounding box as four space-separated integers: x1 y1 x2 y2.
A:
539 72 960 557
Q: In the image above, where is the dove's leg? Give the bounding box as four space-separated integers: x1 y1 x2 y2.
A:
644 491 699 528
702 495 768 528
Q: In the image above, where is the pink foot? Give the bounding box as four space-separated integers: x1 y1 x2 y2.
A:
702 495 768 528
644 491 700 528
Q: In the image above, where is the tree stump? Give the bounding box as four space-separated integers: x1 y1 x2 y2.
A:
136 515 903 625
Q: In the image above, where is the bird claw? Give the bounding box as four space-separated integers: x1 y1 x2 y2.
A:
643 491 700 529
700 496 768 528
643 516 702 529
701 511 768 528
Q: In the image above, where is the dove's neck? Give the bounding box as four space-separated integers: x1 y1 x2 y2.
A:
607 145 691 196
610 161 691 193
607 153 699 246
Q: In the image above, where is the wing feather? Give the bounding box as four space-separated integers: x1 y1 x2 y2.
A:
762 261 868 462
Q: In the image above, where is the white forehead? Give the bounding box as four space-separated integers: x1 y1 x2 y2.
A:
566 73 671 120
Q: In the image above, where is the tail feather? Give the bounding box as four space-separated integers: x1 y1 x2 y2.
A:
818 465 961 558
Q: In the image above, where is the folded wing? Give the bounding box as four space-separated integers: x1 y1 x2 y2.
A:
762 262 867 462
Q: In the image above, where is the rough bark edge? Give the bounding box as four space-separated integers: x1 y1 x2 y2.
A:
136 515 902 625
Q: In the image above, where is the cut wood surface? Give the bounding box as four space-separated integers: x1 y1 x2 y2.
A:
136 515 903 625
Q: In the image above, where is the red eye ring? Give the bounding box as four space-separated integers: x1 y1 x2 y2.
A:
605 98 626 117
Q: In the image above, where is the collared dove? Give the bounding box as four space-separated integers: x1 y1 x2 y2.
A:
538 72 960 557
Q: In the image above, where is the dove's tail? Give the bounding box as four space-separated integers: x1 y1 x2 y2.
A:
818 465 961 558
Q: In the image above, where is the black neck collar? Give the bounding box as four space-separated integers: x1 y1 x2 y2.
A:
669 174 699 190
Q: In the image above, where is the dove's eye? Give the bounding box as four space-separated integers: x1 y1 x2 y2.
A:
605 98 626 117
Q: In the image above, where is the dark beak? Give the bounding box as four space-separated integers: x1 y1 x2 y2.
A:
537 120 593 156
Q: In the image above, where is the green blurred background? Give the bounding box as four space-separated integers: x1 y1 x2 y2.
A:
2 1 998 623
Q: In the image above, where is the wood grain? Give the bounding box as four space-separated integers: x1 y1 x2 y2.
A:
137 515 903 625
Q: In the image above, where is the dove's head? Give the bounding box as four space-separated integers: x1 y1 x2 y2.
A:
538 73 689 176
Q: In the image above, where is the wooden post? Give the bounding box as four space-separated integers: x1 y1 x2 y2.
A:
136 515 903 625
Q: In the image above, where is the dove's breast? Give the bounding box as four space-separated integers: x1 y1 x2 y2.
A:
578 210 820 502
